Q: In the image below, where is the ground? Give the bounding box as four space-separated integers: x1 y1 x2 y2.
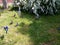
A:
0 10 60 45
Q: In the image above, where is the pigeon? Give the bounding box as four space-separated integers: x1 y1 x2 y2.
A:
13 14 16 17
10 21 13 25
15 23 19 27
0 35 4 40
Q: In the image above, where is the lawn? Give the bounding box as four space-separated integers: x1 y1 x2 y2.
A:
0 10 60 45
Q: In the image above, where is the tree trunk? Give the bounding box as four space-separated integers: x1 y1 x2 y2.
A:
2 0 8 9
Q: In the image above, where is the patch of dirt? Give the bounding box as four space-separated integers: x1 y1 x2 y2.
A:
48 28 58 34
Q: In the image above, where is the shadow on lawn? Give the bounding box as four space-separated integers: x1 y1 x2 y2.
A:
17 20 60 45
17 12 60 45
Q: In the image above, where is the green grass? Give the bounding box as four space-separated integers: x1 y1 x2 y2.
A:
0 10 60 45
